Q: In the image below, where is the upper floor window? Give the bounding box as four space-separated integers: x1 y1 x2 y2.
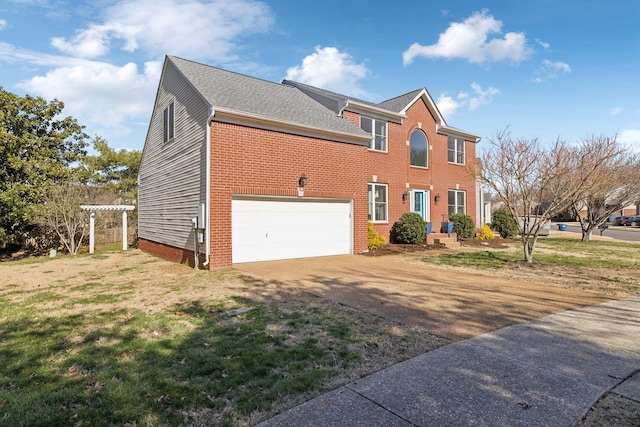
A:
361 117 387 151
368 183 388 222
410 129 428 168
163 101 174 143
448 136 465 164
448 190 466 215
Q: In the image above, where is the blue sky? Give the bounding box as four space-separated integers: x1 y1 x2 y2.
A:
1 0 639 152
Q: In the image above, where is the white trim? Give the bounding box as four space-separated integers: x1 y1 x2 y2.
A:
361 116 388 152
343 100 405 123
410 189 431 223
80 205 135 211
448 189 466 215
368 183 388 223
80 205 136 254
203 108 213 267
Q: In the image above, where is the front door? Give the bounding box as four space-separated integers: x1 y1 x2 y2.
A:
410 190 430 222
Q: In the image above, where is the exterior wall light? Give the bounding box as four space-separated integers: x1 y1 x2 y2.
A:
434 194 441 203
402 191 410 201
298 174 307 187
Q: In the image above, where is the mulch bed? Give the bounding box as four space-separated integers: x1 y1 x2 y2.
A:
362 238 517 256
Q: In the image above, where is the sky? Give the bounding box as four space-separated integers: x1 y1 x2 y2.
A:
1 0 640 152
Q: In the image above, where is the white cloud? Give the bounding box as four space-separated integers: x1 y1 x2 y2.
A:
285 46 371 98
51 26 110 58
536 38 550 49
17 58 161 146
50 0 275 62
610 107 623 116
618 129 640 152
436 82 500 118
435 95 460 118
0 19 7 30
403 10 532 65
531 59 571 83
1 0 276 149
467 82 500 110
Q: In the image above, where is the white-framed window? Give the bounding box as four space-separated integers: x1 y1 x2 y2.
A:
448 190 466 214
368 183 388 222
361 116 387 151
410 129 428 168
447 136 465 164
163 101 175 143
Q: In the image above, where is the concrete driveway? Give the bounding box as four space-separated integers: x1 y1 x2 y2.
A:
235 253 611 341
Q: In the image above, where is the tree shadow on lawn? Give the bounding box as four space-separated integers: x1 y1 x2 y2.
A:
0 295 366 426
279 258 611 342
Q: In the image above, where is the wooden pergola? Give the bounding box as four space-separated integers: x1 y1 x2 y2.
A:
80 205 136 254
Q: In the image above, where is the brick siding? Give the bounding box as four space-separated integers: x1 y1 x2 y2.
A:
207 122 369 268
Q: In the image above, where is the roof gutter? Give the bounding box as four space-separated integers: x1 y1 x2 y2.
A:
341 100 405 123
210 107 372 146
437 124 482 143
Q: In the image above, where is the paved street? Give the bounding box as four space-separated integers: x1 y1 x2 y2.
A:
561 222 640 242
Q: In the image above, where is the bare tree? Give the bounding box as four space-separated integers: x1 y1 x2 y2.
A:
38 181 94 255
478 130 591 262
568 135 640 241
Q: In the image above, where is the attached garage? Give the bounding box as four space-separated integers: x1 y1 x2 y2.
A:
232 197 353 263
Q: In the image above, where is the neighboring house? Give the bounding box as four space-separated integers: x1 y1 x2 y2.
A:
138 56 480 268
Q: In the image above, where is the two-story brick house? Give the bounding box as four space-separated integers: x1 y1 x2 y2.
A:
138 56 481 268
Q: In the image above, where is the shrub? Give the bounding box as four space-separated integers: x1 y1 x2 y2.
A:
449 213 475 239
477 224 495 240
492 207 519 238
390 212 426 244
367 222 386 250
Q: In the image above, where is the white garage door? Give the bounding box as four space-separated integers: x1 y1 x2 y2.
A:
232 197 353 263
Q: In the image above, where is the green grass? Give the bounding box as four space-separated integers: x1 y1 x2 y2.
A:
422 238 640 271
422 250 518 269
0 293 367 426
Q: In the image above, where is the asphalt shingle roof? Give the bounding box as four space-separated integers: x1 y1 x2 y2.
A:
377 89 424 113
168 56 368 138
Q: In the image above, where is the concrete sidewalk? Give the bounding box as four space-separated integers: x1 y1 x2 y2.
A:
258 296 640 427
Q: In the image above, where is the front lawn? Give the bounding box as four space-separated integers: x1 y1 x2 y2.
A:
420 238 640 296
0 251 447 426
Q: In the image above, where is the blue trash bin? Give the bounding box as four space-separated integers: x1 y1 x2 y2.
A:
558 224 567 231
426 222 432 235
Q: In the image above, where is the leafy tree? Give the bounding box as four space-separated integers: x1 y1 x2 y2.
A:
0 87 88 252
491 207 519 238
83 136 141 203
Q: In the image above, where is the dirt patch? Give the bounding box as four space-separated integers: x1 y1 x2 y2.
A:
577 393 640 426
361 242 444 256
460 237 518 249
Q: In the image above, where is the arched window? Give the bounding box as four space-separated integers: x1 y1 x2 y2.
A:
410 129 428 167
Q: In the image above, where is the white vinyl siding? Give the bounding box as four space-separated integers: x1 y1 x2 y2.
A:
232 198 353 263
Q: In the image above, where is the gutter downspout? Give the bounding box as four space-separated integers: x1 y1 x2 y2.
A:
202 108 213 267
